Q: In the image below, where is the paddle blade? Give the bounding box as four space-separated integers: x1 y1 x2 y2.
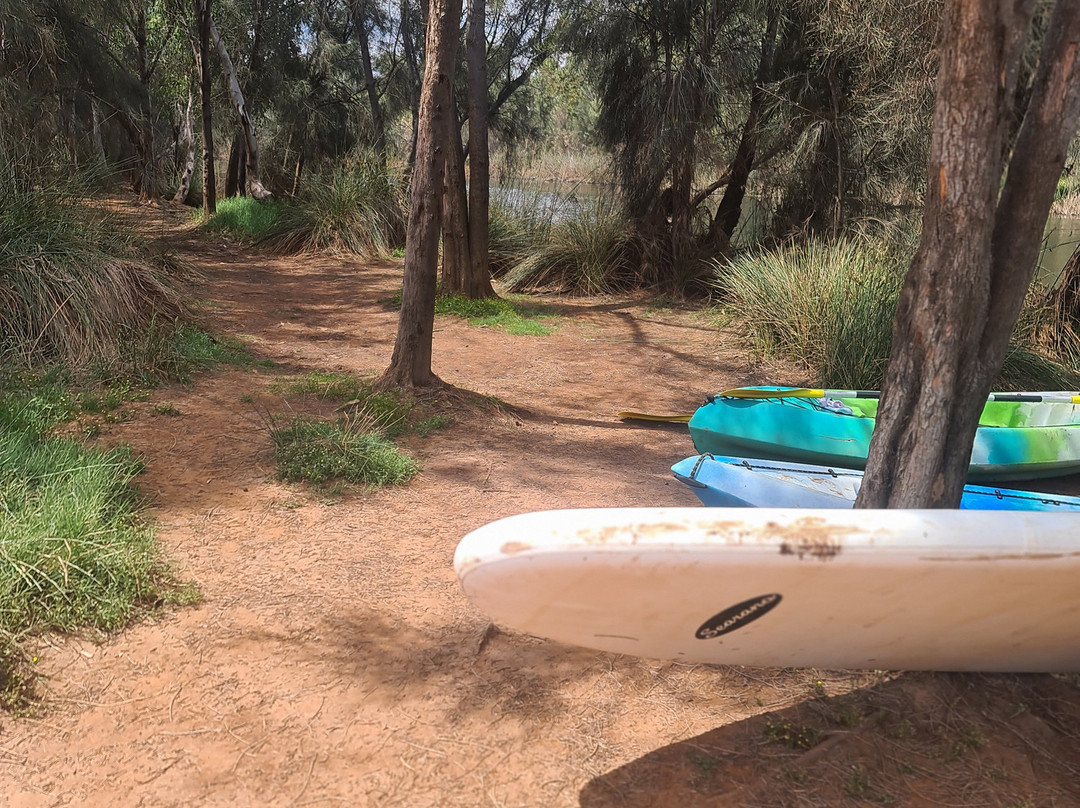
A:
617 411 693 423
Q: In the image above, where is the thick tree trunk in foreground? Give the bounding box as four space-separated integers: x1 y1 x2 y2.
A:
209 16 271 200
195 0 216 215
856 0 1080 508
377 0 462 390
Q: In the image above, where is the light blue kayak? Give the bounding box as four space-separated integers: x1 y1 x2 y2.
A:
687 387 1080 481
671 454 1080 511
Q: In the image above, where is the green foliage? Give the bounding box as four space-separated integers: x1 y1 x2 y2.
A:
263 153 405 256
271 417 419 487
201 197 285 240
720 233 1080 389
503 198 636 295
0 169 189 370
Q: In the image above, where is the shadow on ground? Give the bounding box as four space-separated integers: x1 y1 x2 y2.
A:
580 670 1080 807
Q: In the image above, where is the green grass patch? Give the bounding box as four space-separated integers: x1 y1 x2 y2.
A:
382 293 559 336
199 196 284 240
271 417 419 487
0 385 193 709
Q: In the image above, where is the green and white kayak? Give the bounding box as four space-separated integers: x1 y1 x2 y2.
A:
688 387 1080 481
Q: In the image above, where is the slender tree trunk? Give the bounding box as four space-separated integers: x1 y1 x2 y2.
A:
173 93 196 203
401 0 422 176
352 0 387 160
133 3 158 198
440 105 472 294
710 8 779 251
91 97 107 164
464 0 494 298
195 0 216 215
377 0 463 390
225 133 243 197
856 0 1080 508
209 16 271 199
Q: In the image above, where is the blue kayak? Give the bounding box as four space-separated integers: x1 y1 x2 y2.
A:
671 454 1080 511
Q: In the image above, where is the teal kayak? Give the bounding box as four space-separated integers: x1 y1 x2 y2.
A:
688 387 1080 481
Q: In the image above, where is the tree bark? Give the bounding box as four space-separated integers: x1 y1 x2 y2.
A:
195 0 216 215
856 0 1080 508
464 0 494 298
377 0 463 390
209 15 271 199
440 103 473 294
173 93 196 203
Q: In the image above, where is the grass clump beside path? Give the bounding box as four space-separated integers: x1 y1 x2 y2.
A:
262 152 405 257
0 382 191 709
269 371 445 489
720 235 1080 390
0 172 189 370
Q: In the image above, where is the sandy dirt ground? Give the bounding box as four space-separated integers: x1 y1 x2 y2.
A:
3 199 1080 808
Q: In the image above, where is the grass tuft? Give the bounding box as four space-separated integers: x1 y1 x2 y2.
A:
719 233 1080 389
262 152 405 256
503 197 635 295
271 417 419 487
0 168 190 370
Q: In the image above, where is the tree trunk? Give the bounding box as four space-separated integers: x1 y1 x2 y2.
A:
377 0 463 390
401 0 422 177
195 0 216 215
439 105 473 294
352 0 387 160
174 93 196 203
856 0 1080 508
709 8 779 250
464 0 494 298
133 3 159 199
91 97 107 164
225 133 243 197
209 15 271 199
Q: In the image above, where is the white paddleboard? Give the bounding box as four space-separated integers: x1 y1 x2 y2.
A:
454 508 1080 672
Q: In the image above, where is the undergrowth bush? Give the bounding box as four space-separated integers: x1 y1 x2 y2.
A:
263 152 405 256
0 167 189 370
720 234 1080 390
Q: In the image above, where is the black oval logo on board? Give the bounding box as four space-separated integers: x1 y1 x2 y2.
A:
696 594 782 640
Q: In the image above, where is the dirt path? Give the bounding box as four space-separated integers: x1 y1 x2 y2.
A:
3 199 1080 808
